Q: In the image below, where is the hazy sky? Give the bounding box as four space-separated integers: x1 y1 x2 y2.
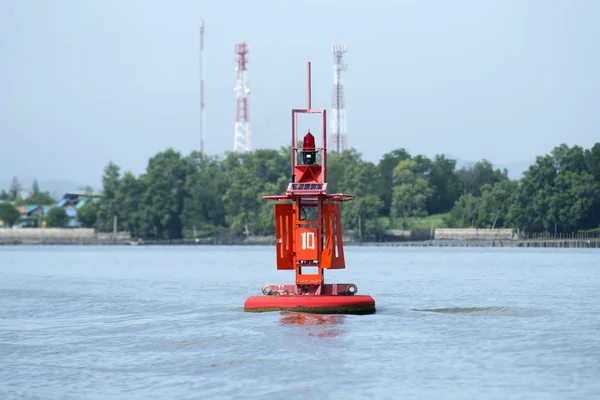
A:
1 0 599 189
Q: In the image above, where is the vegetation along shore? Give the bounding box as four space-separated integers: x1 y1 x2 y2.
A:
1 142 599 248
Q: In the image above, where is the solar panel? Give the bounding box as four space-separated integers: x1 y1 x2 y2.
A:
291 183 323 191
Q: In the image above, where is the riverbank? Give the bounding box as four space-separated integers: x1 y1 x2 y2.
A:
142 238 600 248
1 228 599 248
354 239 600 248
2 238 599 248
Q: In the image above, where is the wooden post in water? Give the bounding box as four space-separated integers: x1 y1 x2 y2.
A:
113 215 117 243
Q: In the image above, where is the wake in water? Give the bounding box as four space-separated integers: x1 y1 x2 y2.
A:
412 306 542 316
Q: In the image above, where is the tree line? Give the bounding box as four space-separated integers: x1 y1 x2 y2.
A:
0 178 56 205
2 143 598 236
88 142 600 239
446 143 600 234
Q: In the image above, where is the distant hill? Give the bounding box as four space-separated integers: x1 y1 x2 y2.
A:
444 155 532 180
490 161 532 180
0 178 101 200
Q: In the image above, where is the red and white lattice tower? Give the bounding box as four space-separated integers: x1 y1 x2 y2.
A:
200 19 205 154
233 42 251 154
331 44 348 153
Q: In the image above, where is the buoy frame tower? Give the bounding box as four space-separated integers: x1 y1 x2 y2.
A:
244 62 376 315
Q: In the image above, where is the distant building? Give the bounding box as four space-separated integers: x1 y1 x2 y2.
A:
26 205 44 217
13 205 42 228
57 192 101 227
11 192 101 228
57 192 101 209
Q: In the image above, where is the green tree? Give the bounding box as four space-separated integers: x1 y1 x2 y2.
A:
585 143 600 227
507 143 600 233
412 154 433 175
445 180 518 228
0 190 9 200
254 175 290 235
9 177 20 201
97 162 121 231
46 207 68 228
114 172 146 236
0 203 21 227
443 194 482 228
586 142 600 181
377 148 411 217
221 153 266 235
546 171 599 233
138 148 192 239
390 159 433 225
77 202 98 228
551 143 587 174
426 154 461 214
326 148 367 194
328 150 384 237
346 194 385 239
182 153 228 235
32 179 40 195
24 192 55 205
219 148 291 236
456 159 508 197
479 180 518 228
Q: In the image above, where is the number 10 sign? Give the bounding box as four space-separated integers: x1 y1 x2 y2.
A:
296 227 318 260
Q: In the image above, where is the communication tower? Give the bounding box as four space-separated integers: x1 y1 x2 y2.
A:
200 19 205 154
233 42 251 154
331 44 348 153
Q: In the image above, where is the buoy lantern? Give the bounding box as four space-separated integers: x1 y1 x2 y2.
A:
244 62 376 315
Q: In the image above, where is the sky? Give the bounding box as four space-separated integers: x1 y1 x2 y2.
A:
1 0 599 191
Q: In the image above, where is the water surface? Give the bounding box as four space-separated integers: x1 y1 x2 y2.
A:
1 245 599 399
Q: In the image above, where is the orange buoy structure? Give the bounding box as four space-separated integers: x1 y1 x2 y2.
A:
244 62 376 315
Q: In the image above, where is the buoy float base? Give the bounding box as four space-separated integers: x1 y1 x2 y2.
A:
244 295 376 315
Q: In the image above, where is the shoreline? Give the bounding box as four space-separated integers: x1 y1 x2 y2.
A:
1 238 599 248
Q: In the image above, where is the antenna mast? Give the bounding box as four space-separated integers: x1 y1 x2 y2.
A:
331 44 348 153
200 19 205 155
233 42 251 154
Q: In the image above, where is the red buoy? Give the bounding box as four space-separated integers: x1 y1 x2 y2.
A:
243 61 376 315
245 295 375 315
